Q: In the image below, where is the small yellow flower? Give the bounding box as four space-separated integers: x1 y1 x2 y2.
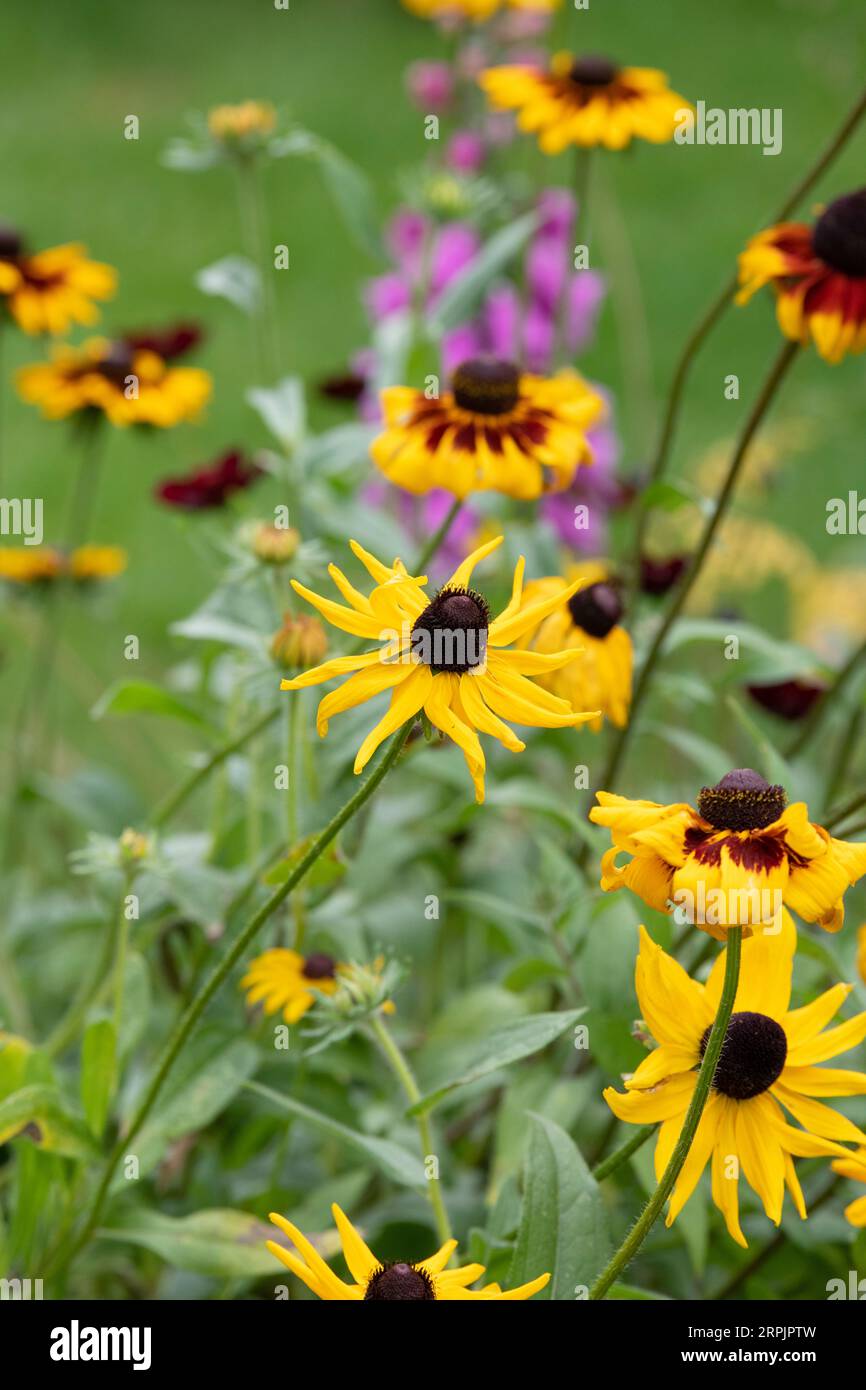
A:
517 565 632 731
480 52 690 154
0 236 116 336
737 192 866 364
403 0 559 18
832 1146 866 1228
270 613 328 671
590 770 866 939
208 101 276 142
17 337 211 429
281 535 599 804
241 948 341 1025
267 1203 549 1299
0 546 64 585
69 545 127 582
605 920 866 1247
372 357 603 501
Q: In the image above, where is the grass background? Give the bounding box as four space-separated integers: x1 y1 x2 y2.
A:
1 0 865 797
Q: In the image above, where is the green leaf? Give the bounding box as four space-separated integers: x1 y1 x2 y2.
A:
247 1081 425 1187
645 721 733 784
80 1019 116 1139
0 1034 32 1102
663 619 817 683
608 1282 671 1300
427 212 538 335
641 479 698 512
272 129 381 259
408 1009 584 1118
0 1085 97 1159
264 837 346 890
92 680 213 732
246 376 306 454
195 255 261 313
508 1113 609 1301
100 1207 279 1279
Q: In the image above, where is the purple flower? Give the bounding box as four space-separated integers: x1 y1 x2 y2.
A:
364 272 411 322
536 188 575 243
446 130 487 174
483 285 521 361
429 222 480 301
405 61 454 113
527 237 568 313
442 323 484 374
385 209 428 276
565 271 606 354
523 301 556 374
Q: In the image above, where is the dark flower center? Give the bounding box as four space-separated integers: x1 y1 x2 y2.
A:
747 679 825 723
697 769 787 832
640 554 687 597
570 55 619 88
812 190 866 279
700 1011 787 1101
452 358 520 416
364 1262 436 1301
567 582 622 638
411 587 489 674
302 952 336 981
96 342 138 386
0 224 23 259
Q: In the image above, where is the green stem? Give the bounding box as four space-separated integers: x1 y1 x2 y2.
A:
590 928 742 1300
368 1012 452 1248
45 720 414 1281
788 636 866 762
596 341 799 801
630 80 866 582
826 777 866 833
151 703 280 829
412 496 462 575
592 1124 656 1182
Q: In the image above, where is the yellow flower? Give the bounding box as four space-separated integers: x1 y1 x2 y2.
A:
372 358 603 501
0 546 64 585
794 566 866 668
267 1203 549 1299
207 100 276 142
281 535 599 803
0 238 116 336
69 545 127 581
402 0 558 19
480 52 690 154
859 924 866 988
241 948 341 1025
832 1146 866 1228
605 921 866 1247
517 566 632 731
737 192 866 363
16 337 211 428
590 770 866 939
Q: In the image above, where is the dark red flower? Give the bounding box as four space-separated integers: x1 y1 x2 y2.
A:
640 554 687 596
155 450 262 511
318 371 366 403
747 679 825 722
123 322 204 361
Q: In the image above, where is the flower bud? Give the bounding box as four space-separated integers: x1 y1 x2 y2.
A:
252 522 300 565
270 613 328 671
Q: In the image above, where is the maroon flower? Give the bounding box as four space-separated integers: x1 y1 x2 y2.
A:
155 450 262 511
123 322 204 361
640 554 687 596
747 679 825 722
318 371 367 403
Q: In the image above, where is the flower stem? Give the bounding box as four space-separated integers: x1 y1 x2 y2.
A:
596 340 799 801
589 927 742 1301
412 496 462 574
46 720 414 1282
151 703 280 829
629 81 866 582
787 636 866 762
592 1123 656 1182
368 1012 453 1248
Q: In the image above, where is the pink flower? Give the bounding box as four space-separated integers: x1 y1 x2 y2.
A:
564 271 606 354
483 285 520 361
446 130 487 174
364 272 411 322
428 222 480 300
405 60 454 113
385 209 429 276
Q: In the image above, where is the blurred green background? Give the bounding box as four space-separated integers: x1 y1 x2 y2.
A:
2 0 865 799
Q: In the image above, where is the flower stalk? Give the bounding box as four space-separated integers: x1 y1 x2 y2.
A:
589 927 742 1300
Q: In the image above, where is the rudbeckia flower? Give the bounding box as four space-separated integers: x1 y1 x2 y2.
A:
832 1147 866 1227
737 190 866 363
479 53 690 155
0 546 64 586
604 922 866 1247
402 0 558 19
590 769 866 939
69 545 127 582
371 357 603 500
517 566 632 731
16 336 211 428
241 948 341 1024
267 1203 549 1299
207 100 276 142
0 229 116 336
155 450 262 510
281 535 599 803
